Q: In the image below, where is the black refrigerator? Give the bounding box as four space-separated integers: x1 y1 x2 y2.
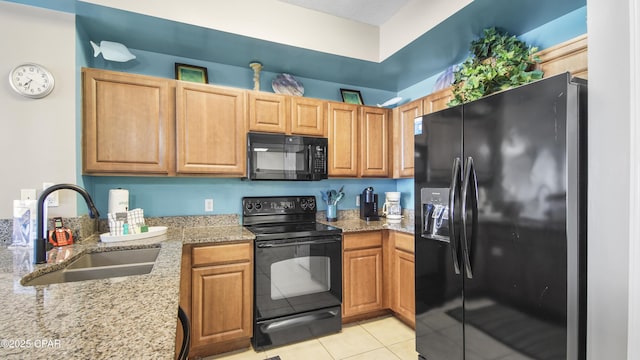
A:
414 73 587 360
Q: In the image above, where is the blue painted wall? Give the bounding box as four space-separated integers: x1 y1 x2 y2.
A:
78 6 587 217
86 49 397 107
85 177 399 217
399 6 587 103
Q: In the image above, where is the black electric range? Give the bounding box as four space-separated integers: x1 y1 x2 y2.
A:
242 196 343 350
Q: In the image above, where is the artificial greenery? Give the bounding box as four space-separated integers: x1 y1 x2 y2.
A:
448 27 544 106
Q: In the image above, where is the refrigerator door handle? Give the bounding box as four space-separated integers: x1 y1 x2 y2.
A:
461 156 479 279
448 157 462 275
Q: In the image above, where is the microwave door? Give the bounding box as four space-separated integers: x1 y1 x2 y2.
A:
251 138 286 180
284 142 307 179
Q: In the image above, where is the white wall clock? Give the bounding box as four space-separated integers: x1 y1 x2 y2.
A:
9 63 55 99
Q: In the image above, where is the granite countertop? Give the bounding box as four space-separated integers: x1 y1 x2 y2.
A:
0 215 411 359
182 225 255 244
322 217 414 235
0 224 251 360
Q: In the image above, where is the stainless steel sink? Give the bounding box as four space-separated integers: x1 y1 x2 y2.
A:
65 247 160 269
22 247 160 286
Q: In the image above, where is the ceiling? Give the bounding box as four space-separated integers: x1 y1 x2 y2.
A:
276 0 410 26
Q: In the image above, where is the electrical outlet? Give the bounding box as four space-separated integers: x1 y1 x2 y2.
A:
21 189 37 201
355 195 360 206
205 199 214 212
42 182 58 207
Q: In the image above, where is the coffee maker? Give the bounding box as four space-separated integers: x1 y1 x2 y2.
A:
360 187 379 221
382 192 402 223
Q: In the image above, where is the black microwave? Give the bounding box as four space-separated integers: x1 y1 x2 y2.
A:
247 132 328 181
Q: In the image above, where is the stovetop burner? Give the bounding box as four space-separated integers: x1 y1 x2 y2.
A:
245 222 341 240
242 196 342 240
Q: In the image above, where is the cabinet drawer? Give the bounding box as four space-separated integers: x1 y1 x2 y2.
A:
394 232 414 253
192 242 252 267
343 231 382 251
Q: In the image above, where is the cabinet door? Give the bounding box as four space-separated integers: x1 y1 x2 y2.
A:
423 87 453 114
191 262 252 347
82 68 172 174
176 82 246 175
247 91 287 133
290 97 326 136
393 248 415 327
392 99 422 178
343 247 383 317
327 102 359 177
359 106 389 177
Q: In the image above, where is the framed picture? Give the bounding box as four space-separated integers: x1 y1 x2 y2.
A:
175 63 208 83
340 88 364 105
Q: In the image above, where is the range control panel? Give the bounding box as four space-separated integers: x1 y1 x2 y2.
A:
242 196 316 216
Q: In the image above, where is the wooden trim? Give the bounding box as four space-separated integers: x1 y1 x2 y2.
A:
535 34 588 79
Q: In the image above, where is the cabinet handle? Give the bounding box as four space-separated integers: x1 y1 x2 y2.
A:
257 239 340 248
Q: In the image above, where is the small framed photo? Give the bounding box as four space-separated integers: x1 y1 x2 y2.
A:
340 88 364 105
175 63 209 83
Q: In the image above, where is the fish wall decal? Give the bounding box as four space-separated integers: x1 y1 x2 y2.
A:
90 40 136 62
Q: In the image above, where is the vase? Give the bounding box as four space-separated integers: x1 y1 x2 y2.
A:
326 204 337 222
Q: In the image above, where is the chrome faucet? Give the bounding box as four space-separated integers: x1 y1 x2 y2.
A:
35 184 100 264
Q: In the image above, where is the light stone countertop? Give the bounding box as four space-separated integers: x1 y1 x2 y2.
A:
321 218 414 234
0 225 251 360
0 216 411 359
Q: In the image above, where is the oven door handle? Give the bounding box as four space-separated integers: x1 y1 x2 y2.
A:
257 239 340 248
260 310 339 333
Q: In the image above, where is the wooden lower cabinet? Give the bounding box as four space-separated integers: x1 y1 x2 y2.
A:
390 232 416 328
342 231 384 320
342 230 416 327
180 242 253 358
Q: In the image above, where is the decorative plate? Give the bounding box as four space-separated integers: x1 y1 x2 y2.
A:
272 73 304 96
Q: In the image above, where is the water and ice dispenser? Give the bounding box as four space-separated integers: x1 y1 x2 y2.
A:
421 188 450 240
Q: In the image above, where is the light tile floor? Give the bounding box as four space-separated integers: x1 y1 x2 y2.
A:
205 316 418 360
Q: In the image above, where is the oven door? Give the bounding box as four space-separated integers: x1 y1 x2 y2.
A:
253 235 342 349
254 235 342 321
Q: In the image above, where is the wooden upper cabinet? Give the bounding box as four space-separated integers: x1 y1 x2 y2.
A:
359 106 389 177
290 97 326 136
247 93 326 136
175 82 246 176
82 68 173 175
392 99 422 178
327 102 359 177
247 91 287 133
535 34 588 79
423 87 453 115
